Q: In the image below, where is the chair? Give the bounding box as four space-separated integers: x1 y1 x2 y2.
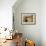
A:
15 33 23 46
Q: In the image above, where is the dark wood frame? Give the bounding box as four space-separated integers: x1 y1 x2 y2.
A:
21 13 36 25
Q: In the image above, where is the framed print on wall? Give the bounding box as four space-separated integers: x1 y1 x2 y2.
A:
21 13 36 25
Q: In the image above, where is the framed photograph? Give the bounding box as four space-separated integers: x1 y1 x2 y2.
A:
21 13 36 25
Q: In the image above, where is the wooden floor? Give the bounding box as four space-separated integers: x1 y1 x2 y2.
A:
0 39 16 46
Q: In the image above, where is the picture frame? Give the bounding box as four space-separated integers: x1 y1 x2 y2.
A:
21 13 36 25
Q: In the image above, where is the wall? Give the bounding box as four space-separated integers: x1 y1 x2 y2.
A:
0 0 17 38
13 0 41 46
41 0 46 46
0 0 16 30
